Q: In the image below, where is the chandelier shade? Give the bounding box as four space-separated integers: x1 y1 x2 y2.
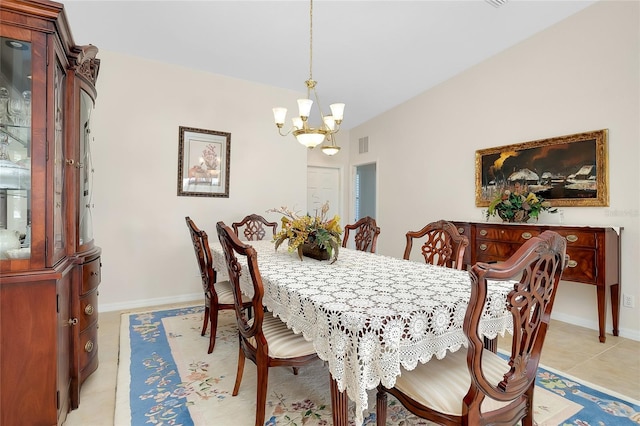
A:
320 132 340 155
272 0 344 154
293 128 327 148
321 143 341 156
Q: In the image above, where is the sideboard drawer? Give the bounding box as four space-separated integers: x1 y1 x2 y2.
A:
552 229 598 249
475 241 519 261
563 248 597 284
475 225 541 243
454 223 471 238
451 222 472 266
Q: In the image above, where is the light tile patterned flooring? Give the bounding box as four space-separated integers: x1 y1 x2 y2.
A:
64 302 640 425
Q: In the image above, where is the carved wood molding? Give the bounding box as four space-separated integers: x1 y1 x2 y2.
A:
73 45 100 85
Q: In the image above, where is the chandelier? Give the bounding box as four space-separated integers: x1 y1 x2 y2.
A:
272 0 344 156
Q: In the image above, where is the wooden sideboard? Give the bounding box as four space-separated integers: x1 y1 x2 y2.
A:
451 221 621 343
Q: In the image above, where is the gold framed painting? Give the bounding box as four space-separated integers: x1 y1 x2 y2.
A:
475 129 609 207
177 126 231 197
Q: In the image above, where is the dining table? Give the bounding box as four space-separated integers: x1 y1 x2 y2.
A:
210 240 515 426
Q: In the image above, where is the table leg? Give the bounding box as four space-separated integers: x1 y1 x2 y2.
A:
611 283 620 336
597 285 606 343
330 376 349 426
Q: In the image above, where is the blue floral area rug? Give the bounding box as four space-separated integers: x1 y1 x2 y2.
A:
115 306 640 425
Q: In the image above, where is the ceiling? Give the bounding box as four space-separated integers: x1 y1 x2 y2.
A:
62 0 597 130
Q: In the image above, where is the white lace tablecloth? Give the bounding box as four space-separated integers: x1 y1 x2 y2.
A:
211 240 514 425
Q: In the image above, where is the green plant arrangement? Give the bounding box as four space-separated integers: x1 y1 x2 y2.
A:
486 189 557 223
269 202 342 263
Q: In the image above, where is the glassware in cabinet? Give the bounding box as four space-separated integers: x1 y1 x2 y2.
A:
0 36 32 261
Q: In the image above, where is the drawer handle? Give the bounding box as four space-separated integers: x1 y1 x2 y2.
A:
457 227 464 234
479 230 488 236
521 232 533 240
85 304 95 316
90 271 98 277
479 243 488 251
566 234 578 243
567 260 578 268
85 340 94 353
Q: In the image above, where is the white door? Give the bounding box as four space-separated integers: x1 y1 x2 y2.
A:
307 166 340 218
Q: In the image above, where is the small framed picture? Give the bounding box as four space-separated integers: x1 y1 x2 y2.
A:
177 126 230 197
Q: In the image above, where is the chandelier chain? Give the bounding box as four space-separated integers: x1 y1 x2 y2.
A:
309 0 314 81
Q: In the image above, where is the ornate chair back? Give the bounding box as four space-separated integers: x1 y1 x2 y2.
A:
216 221 318 426
464 230 567 421
232 214 277 241
403 219 468 269
376 230 567 425
342 216 381 253
185 217 213 315
186 216 250 353
216 221 265 341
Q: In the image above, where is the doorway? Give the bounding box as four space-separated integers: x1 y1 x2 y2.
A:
354 163 376 220
307 166 341 218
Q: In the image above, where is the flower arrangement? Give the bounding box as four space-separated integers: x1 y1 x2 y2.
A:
486 188 557 223
268 202 342 263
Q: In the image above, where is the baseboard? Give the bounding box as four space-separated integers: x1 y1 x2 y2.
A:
551 311 640 342
100 293 203 313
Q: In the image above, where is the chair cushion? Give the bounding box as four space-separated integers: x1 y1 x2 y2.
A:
393 348 511 416
248 312 317 359
214 280 250 304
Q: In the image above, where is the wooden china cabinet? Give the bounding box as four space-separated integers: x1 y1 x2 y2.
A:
0 1 101 424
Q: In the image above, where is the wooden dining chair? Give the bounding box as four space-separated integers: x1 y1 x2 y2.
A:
185 217 251 354
232 214 277 241
216 221 319 426
376 230 567 426
403 220 469 270
342 216 381 253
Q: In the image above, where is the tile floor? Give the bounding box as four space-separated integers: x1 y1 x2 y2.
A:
64 302 640 425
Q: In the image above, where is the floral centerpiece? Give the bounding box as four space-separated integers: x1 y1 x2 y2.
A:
268 202 342 263
486 188 557 223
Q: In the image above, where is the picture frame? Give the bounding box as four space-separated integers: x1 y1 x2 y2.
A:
177 126 230 197
475 129 609 207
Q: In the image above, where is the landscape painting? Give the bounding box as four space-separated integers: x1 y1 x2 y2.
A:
476 129 609 207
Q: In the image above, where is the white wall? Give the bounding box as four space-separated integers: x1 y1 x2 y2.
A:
349 0 640 340
91 1 639 341
92 51 308 310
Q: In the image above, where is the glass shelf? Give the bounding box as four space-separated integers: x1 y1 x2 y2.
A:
0 35 32 259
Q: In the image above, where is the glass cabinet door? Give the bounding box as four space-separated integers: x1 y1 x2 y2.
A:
78 89 94 247
53 57 66 261
0 36 31 261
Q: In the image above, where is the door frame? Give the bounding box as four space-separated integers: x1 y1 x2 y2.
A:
350 160 378 224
